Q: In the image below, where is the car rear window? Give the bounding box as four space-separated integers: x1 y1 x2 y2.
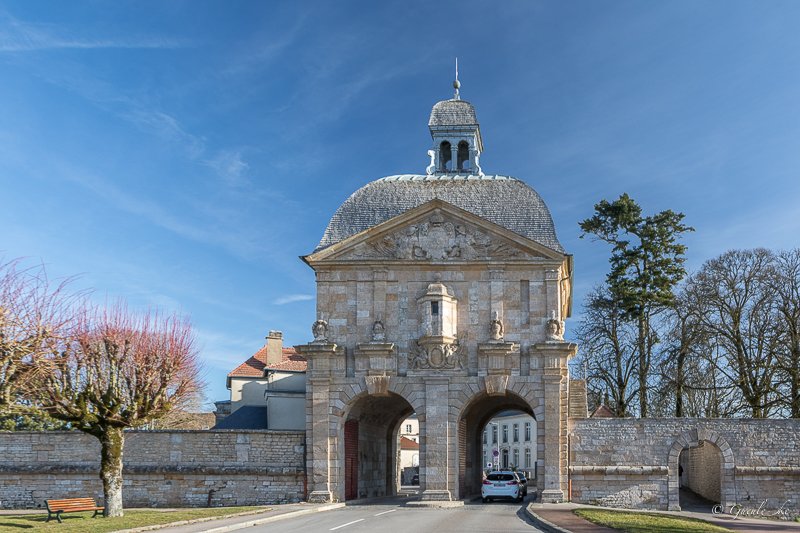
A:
486 474 515 481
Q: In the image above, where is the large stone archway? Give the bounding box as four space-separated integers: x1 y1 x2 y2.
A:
336 391 415 501
668 428 735 510
457 388 544 499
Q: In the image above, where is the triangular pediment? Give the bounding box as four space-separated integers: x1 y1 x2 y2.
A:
304 200 567 264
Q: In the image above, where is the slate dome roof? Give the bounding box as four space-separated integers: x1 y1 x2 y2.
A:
314 174 566 254
428 99 478 126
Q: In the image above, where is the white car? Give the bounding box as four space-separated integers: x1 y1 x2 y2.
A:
481 471 523 503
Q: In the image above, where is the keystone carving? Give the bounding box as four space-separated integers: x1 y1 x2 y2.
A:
365 375 391 396
409 339 465 370
483 375 509 396
345 210 531 261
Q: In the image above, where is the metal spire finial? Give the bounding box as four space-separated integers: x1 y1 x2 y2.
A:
453 58 461 100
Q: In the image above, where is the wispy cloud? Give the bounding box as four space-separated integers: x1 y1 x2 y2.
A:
273 294 314 305
52 160 267 260
0 11 186 52
207 149 250 185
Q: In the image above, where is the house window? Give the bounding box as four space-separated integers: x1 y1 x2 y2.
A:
483 430 487 444
502 449 509 469
406 424 412 433
513 423 519 442
431 301 439 315
513 449 519 468
525 422 531 441
502 425 508 444
525 448 531 468
483 451 487 466
492 426 497 444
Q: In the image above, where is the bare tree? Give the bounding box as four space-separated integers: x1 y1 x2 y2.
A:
688 249 781 417
0 258 76 413
771 249 800 417
653 290 709 417
575 287 639 417
27 300 204 517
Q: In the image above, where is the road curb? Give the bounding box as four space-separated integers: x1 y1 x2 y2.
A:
111 503 345 533
524 504 574 533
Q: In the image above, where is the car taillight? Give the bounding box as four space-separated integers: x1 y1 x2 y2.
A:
483 479 492 485
507 480 517 485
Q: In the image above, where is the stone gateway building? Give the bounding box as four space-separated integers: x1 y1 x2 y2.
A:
296 89 583 504
1 88 798 515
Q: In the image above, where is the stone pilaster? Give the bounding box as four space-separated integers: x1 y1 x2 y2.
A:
534 341 577 503
296 342 342 503
420 376 452 501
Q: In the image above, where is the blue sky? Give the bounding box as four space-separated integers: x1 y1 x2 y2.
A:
2 1 800 406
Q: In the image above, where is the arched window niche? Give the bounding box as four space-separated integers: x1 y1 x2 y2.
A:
439 141 452 171
457 141 470 171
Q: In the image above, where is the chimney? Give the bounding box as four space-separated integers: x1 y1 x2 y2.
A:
266 330 283 366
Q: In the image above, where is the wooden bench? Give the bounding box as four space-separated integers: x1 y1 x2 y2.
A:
45 498 104 523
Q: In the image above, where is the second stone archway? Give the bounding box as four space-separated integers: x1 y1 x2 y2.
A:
457 389 543 499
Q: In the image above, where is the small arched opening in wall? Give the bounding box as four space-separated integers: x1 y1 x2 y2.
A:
439 141 452 171
668 428 735 511
456 141 470 171
338 391 416 501
457 389 542 500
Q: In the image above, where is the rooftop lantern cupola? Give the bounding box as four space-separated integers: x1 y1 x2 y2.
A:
426 60 484 176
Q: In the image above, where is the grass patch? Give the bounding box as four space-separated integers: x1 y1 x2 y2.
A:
573 508 736 533
0 506 270 533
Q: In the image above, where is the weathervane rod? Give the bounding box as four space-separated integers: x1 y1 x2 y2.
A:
453 57 461 100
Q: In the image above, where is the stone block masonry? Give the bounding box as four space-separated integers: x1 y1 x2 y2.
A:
569 418 800 518
0 430 305 509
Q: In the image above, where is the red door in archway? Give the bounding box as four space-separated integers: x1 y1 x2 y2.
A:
344 420 359 500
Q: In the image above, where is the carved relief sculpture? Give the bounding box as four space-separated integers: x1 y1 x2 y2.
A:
489 311 504 341
545 310 565 342
409 340 465 370
346 209 531 261
372 313 386 342
312 318 329 342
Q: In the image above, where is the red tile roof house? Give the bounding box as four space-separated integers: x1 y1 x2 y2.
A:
214 331 307 430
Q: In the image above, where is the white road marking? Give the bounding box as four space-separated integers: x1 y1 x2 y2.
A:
373 509 397 516
330 518 365 530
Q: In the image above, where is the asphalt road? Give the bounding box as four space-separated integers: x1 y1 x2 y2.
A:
236 499 544 533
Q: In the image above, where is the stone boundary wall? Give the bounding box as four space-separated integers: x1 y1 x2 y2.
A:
569 418 800 518
0 430 306 509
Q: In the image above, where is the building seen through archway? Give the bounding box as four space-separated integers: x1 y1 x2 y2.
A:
481 411 537 474
296 80 585 503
